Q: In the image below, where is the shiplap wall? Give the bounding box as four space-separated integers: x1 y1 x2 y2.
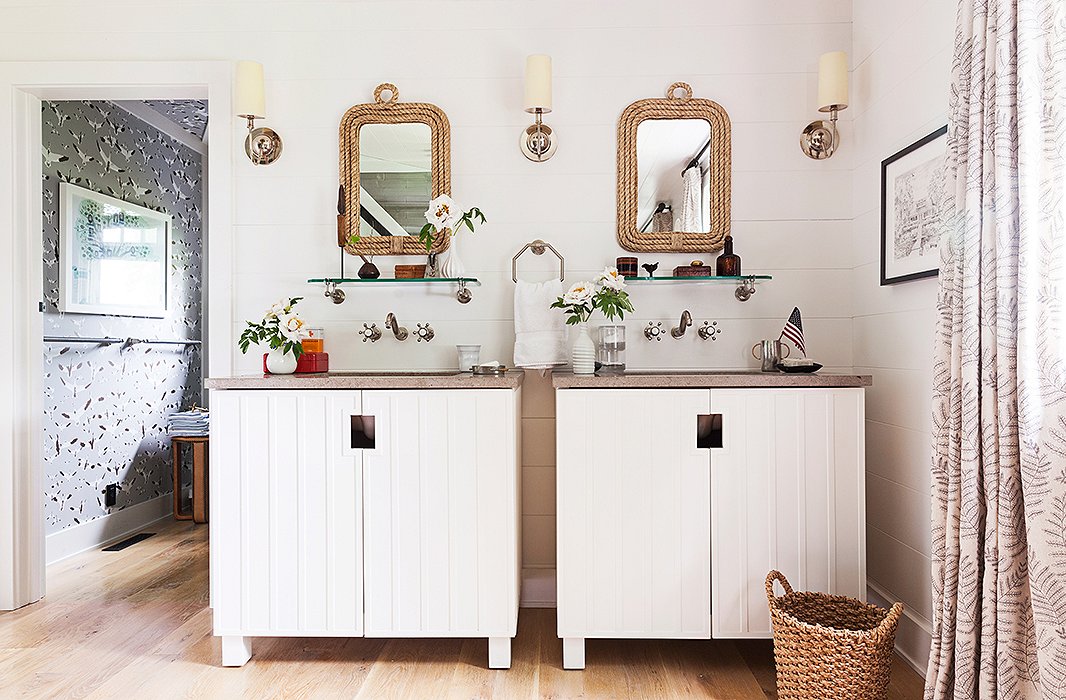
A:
3 1 854 593
851 0 954 671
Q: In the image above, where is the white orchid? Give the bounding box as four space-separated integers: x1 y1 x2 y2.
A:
598 267 626 291
424 194 461 232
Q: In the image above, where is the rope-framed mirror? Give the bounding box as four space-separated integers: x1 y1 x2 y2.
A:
339 83 452 256
616 82 732 253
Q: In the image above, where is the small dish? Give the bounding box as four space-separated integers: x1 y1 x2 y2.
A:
778 362 823 374
472 364 508 376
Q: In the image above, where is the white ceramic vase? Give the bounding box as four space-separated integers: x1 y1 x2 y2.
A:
571 322 596 375
441 231 466 279
265 348 298 374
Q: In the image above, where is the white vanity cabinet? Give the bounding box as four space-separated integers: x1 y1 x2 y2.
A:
555 385 867 670
209 385 520 669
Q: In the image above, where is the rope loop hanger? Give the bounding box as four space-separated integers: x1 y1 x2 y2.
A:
512 239 565 282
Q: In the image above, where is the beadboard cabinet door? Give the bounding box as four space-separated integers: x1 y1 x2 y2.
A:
556 389 713 644
212 390 365 639
360 389 520 640
709 388 866 638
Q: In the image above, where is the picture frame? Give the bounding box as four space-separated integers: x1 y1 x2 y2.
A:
880 125 948 285
59 182 172 317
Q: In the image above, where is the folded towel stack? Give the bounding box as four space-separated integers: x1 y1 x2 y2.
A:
168 409 210 437
513 279 568 370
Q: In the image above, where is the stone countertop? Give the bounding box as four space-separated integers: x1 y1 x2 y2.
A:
551 370 872 389
205 371 524 390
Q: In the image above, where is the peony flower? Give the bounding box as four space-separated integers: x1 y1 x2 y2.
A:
264 299 288 319
562 282 595 308
598 267 626 291
424 194 461 232
279 313 309 343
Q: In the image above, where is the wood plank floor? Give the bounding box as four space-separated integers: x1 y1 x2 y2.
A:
0 521 925 699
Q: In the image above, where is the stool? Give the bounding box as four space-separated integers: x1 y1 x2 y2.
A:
172 436 209 523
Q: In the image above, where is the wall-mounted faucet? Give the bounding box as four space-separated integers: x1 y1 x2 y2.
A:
385 313 409 341
671 310 693 338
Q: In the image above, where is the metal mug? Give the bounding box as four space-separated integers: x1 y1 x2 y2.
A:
752 339 790 372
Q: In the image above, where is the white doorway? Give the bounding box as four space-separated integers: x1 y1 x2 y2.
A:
0 61 235 610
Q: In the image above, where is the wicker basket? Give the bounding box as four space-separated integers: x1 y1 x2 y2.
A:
765 571 904 700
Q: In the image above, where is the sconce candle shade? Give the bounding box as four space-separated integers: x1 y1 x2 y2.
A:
235 60 266 119
524 54 553 113
817 51 848 112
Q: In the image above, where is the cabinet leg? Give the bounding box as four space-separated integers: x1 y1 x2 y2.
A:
488 636 511 669
221 636 252 667
563 637 585 670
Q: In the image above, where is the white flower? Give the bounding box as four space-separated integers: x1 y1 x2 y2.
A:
562 282 595 308
598 267 626 291
279 313 309 343
264 299 288 319
424 194 461 232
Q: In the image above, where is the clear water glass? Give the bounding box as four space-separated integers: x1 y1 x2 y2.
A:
596 325 626 373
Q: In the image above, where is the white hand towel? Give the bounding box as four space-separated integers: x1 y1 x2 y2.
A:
513 279 567 369
679 166 703 233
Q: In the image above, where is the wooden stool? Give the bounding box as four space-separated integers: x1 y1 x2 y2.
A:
172 436 209 523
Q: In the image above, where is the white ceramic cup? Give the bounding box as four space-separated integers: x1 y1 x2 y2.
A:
456 344 481 372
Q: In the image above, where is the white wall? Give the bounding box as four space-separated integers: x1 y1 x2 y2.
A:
4 1 854 595
851 0 954 672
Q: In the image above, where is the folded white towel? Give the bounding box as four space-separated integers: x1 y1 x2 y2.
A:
513 280 567 369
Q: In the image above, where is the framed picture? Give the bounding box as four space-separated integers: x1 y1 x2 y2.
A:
59 182 172 317
880 125 948 285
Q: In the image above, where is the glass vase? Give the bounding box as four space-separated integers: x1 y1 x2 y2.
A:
596 324 626 373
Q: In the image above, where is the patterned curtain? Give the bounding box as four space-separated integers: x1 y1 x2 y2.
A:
927 1 1066 698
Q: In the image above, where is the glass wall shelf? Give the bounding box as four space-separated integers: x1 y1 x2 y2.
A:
624 274 771 301
307 277 480 304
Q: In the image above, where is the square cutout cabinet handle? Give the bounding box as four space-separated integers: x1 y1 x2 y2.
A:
696 414 723 449
350 415 376 449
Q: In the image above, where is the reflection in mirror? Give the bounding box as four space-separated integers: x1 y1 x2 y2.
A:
358 123 432 237
636 119 711 234
59 182 171 317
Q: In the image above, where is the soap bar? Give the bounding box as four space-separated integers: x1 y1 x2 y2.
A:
672 265 712 277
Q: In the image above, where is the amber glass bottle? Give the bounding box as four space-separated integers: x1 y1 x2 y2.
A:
716 235 741 276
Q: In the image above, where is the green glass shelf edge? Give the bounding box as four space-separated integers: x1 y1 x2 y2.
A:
625 275 772 282
307 277 481 286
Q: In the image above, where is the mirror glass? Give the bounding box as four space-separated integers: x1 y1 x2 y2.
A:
635 118 712 234
59 182 171 317
358 123 432 237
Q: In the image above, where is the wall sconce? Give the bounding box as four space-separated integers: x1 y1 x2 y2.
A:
235 60 283 165
800 51 849 160
520 54 557 162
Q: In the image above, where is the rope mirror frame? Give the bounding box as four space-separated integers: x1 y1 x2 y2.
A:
616 82 732 253
339 83 453 257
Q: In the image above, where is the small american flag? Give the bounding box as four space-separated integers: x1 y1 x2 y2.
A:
780 307 806 356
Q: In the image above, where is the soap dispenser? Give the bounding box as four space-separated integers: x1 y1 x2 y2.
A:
715 235 741 276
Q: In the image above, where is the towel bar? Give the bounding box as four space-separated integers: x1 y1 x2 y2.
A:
512 239 565 283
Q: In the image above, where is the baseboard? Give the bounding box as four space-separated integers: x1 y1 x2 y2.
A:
46 494 173 565
867 582 930 677
520 567 557 608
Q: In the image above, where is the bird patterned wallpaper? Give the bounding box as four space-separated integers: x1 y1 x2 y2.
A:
143 99 209 140
41 100 203 535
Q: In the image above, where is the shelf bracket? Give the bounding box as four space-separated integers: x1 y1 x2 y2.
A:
456 279 472 304
735 277 757 302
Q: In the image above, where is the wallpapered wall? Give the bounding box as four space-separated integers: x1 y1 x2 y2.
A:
41 100 203 535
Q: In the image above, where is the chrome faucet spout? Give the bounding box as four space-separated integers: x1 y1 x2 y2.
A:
385 313 409 341
671 310 693 338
